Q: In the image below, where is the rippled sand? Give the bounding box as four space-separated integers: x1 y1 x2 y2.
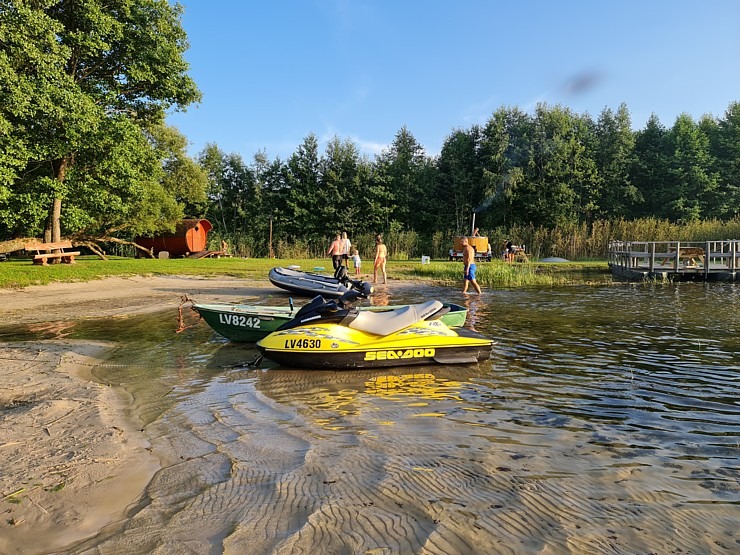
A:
0 342 158 555
67 363 738 554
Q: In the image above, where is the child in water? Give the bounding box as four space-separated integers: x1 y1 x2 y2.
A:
351 248 361 275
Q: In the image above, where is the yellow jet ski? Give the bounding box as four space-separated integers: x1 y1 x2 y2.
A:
256 293 493 369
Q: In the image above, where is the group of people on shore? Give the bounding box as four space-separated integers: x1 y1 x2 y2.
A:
327 232 489 293
329 232 482 292
327 232 387 284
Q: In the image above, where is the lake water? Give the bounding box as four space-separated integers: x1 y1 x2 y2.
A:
5 282 739 554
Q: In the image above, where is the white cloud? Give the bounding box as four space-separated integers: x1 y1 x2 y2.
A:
351 136 387 156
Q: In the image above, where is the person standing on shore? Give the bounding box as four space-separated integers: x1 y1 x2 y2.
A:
351 248 361 276
504 239 514 263
341 232 352 267
373 235 387 284
327 233 343 270
462 237 482 294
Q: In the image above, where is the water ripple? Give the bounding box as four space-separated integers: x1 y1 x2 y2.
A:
50 283 740 554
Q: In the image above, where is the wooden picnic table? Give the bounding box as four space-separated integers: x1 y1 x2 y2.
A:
24 240 80 265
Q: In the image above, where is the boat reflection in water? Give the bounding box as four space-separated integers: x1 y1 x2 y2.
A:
365 373 464 402
249 366 483 431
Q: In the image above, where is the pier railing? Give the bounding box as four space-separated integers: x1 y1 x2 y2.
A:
608 240 739 281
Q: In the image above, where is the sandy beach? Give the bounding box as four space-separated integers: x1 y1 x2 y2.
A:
0 276 272 554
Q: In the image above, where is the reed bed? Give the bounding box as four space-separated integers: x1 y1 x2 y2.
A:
213 217 740 261
410 260 609 287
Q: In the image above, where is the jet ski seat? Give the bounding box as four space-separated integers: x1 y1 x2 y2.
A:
348 300 444 336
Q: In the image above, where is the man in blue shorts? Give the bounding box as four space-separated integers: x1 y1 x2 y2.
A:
461 237 482 294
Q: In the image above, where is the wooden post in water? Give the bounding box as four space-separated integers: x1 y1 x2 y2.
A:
705 241 710 279
674 241 680 270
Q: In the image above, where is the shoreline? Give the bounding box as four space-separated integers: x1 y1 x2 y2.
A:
0 276 277 552
0 341 158 554
0 275 279 326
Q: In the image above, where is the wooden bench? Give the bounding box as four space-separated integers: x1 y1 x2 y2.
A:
24 241 81 265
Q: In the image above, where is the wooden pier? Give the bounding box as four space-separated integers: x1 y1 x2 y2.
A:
608 240 739 282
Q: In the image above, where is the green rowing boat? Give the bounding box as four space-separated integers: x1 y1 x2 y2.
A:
192 301 468 343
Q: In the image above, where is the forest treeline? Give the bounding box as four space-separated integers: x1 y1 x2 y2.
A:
1 1 738 260
198 101 740 259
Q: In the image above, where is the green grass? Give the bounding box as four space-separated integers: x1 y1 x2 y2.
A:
406 259 610 287
0 255 611 289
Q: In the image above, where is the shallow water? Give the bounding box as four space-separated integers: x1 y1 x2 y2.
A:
6 283 740 554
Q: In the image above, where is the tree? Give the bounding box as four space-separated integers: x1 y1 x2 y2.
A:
594 103 639 218
285 134 324 240
0 1 66 187
64 116 177 239
321 136 361 233
198 143 261 240
376 126 429 230
631 114 670 218
248 150 286 255
354 157 394 234
709 102 740 218
148 124 208 219
664 113 718 221
515 104 583 228
478 107 533 228
436 127 483 233
0 0 200 242
0 1 77 238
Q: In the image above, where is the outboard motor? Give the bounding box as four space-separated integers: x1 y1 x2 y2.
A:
335 264 374 297
334 265 348 282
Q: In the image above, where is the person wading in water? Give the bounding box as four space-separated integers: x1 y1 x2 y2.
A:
461 237 482 294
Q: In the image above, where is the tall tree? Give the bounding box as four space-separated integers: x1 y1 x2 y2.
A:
376 126 429 230
354 157 394 235
1 0 200 242
516 104 582 227
478 107 533 228
709 102 740 218
0 1 67 189
664 113 718 221
148 124 208 219
436 127 483 233
594 103 638 218
198 143 229 233
68 117 179 239
198 144 257 237
321 136 361 233
631 114 670 218
250 151 288 255
285 134 324 240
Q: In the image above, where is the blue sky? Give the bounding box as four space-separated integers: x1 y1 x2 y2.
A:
167 0 740 161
